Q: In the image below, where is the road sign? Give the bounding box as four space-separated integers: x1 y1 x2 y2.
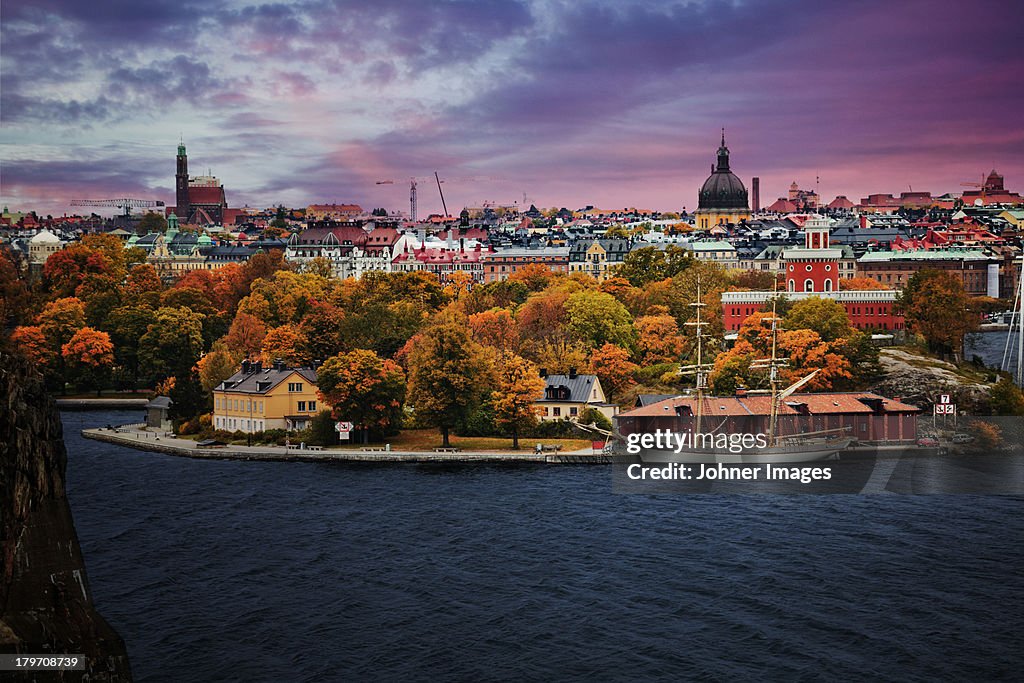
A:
335 421 354 432
940 394 951 404
934 404 956 415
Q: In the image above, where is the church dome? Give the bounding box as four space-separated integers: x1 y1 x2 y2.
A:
698 133 749 211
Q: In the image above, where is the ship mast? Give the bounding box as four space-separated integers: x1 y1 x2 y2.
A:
680 279 714 435
1002 254 1024 386
751 295 788 444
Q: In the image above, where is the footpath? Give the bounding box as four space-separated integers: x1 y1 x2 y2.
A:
81 425 610 465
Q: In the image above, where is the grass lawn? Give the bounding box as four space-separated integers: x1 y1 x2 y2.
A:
331 429 593 452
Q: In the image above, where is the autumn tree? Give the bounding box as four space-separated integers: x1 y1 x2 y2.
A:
0 247 30 327
468 308 520 353
224 312 268 357
565 290 636 350
197 342 243 392
43 244 110 298
61 327 115 394
898 269 978 357
507 263 556 292
589 343 638 402
10 326 54 366
298 299 347 362
731 269 780 291
125 263 163 304
528 339 591 376
406 314 495 447
317 349 407 442
261 324 310 366
38 297 87 354
492 353 546 448
634 306 685 364
517 289 570 345
839 276 890 291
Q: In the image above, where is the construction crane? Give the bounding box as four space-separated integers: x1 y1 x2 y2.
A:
70 198 165 218
960 175 987 205
376 174 499 221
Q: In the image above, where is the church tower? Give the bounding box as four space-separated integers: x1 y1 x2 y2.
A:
176 142 190 224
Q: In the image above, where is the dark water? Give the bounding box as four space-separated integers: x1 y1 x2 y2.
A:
965 328 1019 376
63 411 1023 682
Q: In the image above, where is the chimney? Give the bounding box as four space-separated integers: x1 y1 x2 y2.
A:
735 387 747 397
273 359 284 371
460 237 465 251
254 360 262 372
568 367 577 379
751 177 760 212
539 367 548 378
241 359 251 374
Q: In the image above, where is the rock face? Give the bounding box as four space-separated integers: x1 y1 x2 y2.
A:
0 352 133 681
874 348 993 413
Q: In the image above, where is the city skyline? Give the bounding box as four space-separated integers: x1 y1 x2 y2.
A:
2 0 1023 216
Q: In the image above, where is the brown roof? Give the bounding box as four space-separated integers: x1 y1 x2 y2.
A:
621 392 920 418
189 186 226 206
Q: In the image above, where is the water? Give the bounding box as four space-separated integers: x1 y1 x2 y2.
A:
63 411 1023 681
965 328 1019 377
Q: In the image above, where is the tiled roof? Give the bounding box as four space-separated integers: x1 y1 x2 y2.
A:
621 392 920 417
537 374 600 403
216 365 317 394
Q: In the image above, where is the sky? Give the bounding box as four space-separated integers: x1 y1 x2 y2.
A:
2 0 1023 217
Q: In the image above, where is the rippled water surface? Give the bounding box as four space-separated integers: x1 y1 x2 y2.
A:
63 411 1023 682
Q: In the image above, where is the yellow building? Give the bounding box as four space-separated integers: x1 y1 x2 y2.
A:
212 361 321 433
533 371 619 422
694 131 750 230
568 238 631 281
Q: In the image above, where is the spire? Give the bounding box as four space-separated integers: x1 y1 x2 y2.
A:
715 128 730 172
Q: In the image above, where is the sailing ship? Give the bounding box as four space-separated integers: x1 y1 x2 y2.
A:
1000 254 1024 387
617 282 853 464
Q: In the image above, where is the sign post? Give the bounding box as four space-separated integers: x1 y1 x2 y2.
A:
335 421 354 441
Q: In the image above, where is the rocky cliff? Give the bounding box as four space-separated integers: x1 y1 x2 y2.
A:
0 352 132 681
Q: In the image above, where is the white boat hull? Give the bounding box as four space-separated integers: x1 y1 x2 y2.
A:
635 438 853 464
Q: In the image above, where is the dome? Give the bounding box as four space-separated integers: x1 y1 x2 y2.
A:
697 133 748 211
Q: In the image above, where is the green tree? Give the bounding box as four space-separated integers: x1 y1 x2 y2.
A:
565 290 636 349
407 315 495 447
139 306 206 380
616 245 693 287
988 377 1024 416
784 297 854 342
137 211 168 235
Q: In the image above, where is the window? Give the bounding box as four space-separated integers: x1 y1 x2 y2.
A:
309 401 317 412
288 382 303 392
553 407 561 417
804 279 814 292
298 401 306 412
805 264 813 271
570 407 578 416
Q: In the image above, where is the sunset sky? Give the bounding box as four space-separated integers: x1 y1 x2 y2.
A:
2 0 1023 217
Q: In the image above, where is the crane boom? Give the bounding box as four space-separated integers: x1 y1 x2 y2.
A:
70 198 165 218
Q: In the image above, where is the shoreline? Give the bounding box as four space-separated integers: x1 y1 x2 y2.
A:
81 427 611 465
56 398 149 409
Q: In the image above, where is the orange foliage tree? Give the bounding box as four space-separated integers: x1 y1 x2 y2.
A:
224 312 268 357
317 349 406 442
634 306 685 364
492 353 546 449
468 308 520 353
589 343 638 402
10 326 55 366
260 324 310 366
839 276 890 291
61 327 115 394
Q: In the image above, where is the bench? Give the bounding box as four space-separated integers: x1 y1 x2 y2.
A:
306 445 324 451
361 447 388 452
433 447 462 453
537 444 562 453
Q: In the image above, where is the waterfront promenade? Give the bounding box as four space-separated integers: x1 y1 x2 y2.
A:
81 425 608 464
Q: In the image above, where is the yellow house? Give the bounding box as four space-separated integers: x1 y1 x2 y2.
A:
212 360 321 433
568 239 630 281
533 371 619 422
